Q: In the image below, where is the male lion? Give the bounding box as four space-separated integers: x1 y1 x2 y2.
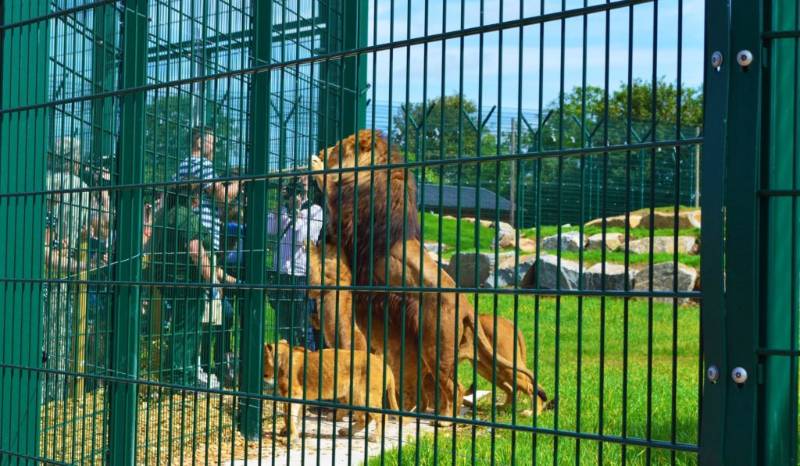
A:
461 315 553 416
263 340 401 442
309 130 546 420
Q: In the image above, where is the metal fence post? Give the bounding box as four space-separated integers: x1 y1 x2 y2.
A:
0 2 49 464
107 1 148 465
341 0 368 136
698 1 731 464
91 3 117 166
761 0 798 463
239 0 271 441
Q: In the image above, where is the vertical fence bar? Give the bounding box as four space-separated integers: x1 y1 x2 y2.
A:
239 0 271 441
761 0 798 463
0 2 49 464
107 1 148 464
341 0 368 136
91 3 117 166
721 1 763 465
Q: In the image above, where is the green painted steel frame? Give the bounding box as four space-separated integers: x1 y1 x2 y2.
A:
239 0 272 441
0 2 49 464
107 1 148 465
761 0 799 464
702 0 800 464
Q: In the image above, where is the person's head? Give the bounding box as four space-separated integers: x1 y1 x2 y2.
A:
51 137 82 175
281 176 307 209
190 126 215 160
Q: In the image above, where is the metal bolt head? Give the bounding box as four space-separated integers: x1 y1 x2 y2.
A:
711 51 723 69
706 365 720 383
736 50 753 67
731 367 748 384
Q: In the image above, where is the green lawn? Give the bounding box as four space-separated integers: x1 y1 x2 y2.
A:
370 295 701 465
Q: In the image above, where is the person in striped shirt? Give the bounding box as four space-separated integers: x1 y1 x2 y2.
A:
173 127 243 251
173 126 243 388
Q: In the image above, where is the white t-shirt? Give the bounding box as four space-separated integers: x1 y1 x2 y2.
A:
266 203 323 276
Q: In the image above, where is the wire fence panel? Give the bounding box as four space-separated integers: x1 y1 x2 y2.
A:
0 0 723 465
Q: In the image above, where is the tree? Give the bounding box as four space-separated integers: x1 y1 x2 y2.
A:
391 95 505 188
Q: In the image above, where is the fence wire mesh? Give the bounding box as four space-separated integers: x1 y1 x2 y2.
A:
0 0 711 465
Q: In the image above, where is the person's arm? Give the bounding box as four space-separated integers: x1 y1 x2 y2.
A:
188 239 214 282
210 180 242 204
188 238 237 284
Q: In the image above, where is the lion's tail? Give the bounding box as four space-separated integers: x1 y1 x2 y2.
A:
465 312 547 402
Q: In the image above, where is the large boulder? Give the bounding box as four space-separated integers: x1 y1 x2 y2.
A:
585 213 643 229
487 255 537 288
445 252 492 287
633 263 698 303
518 237 537 253
587 232 625 252
637 209 701 230
541 231 586 252
626 236 698 255
520 255 582 290
584 263 633 291
445 251 516 287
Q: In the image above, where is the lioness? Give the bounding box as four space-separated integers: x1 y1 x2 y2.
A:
307 240 367 350
263 340 401 442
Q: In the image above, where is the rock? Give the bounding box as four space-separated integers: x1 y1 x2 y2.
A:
424 242 447 256
498 234 516 249
487 255 537 288
585 214 643 229
445 252 492 287
625 236 698 255
587 232 625 252
445 252 515 288
541 231 586 252
584 263 633 290
520 255 582 290
518 237 536 253
638 209 701 230
685 210 701 228
633 263 698 303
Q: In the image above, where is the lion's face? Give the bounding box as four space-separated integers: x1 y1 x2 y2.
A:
309 130 391 194
262 340 290 380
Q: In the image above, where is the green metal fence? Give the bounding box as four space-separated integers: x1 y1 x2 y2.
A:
0 0 796 465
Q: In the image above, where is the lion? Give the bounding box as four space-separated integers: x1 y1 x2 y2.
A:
309 130 545 421
263 340 401 442
307 240 367 350
460 315 554 416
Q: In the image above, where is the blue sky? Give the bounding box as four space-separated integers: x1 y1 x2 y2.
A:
366 0 705 110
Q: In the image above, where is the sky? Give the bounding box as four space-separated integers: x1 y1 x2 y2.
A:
365 0 705 110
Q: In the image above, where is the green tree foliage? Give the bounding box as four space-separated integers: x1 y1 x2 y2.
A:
394 79 702 225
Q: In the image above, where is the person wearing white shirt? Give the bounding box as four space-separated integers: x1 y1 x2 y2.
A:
266 176 324 349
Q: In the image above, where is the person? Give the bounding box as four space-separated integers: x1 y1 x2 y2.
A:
147 188 236 389
42 137 91 402
266 175 324 350
173 126 243 387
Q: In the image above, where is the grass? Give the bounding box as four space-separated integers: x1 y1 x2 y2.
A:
370 295 701 465
420 212 497 254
